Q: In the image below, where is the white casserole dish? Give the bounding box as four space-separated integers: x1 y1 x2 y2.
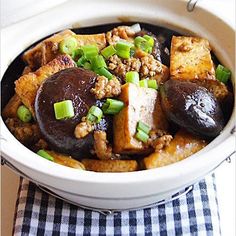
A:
1 0 235 211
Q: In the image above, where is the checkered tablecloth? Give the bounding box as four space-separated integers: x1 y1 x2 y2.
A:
13 174 221 236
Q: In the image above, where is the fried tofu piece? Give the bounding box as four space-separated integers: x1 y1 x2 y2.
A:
2 94 22 119
170 36 215 80
47 151 85 170
15 55 75 115
113 83 168 154
143 129 207 169
81 159 139 172
5 118 40 145
23 30 106 70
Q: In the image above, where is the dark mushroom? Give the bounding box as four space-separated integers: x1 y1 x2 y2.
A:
160 79 225 138
35 67 112 159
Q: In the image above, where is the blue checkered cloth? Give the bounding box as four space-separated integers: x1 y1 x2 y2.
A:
13 174 221 236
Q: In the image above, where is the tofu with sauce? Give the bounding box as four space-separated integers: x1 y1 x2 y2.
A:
23 30 106 70
143 129 207 169
113 83 168 154
15 54 75 115
170 36 215 80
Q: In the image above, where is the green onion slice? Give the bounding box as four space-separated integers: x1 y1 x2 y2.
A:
37 150 54 161
125 71 139 85
135 129 149 143
102 99 124 115
71 48 83 60
87 106 103 123
59 37 78 55
134 36 146 48
81 45 99 60
216 64 231 84
101 45 117 59
83 62 92 70
91 55 107 70
137 121 151 134
147 79 158 90
139 79 148 88
54 100 75 120
77 56 88 67
116 50 130 59
143 35 155 47
17 105 32 123
96 67 113 80
116 41 134 51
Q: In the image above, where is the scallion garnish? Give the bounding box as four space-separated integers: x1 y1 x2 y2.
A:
115 41 133 59
125 71 139 85
216 64 231 84
101 45 117 59
96 67 113 80
143 35 155 47
91 55 107 70
139 79 148 88
81 45 99 60
147 79 158 90
137 121 151 134
116 41 134 51
54 100 75 120
77 56 88 67
102 99 124 115
83 62 92 70
134 36 146 48
17 105 32 123
87 106 103 123
37 150 54 161
135 129 149 143
59 37 78 55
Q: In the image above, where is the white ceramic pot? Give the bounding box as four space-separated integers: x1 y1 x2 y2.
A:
1 0 235 211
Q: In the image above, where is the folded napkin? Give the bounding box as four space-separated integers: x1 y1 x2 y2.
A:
13 174 220 236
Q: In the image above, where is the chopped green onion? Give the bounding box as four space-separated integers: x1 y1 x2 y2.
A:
130 23 141 33
59 37 78 55
81 45 99 60
96 67 113 80
116 41 134 51
143 35 155 47
139 79 148 88
54 100 74 120
125 71 139 85
147 79 158 90
91 55 107 70
137 121 151 134
37 150 54 161
71 48 83 60
134 36 146 48
83 62 92 70
102 99 124 115
135 129 149 143
17 105 32 123
101 45 117 59
116 50 130 59
87 106 103 123
77 56 88 67
216 64 231 84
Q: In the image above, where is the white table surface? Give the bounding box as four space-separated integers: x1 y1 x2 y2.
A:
1 0 235 235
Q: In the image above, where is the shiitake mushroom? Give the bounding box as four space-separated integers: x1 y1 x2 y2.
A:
160 79 225 138
35 67 112 159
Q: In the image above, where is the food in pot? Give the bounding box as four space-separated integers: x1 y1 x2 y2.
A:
2 23 233 172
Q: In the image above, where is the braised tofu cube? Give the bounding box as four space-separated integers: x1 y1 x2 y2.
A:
144 129 207 169
15 55 75 115
170 36 215 80
113 83 168 154
23 30 106 70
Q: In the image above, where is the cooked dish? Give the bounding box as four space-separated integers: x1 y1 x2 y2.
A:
1 23 233 172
